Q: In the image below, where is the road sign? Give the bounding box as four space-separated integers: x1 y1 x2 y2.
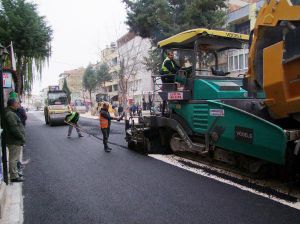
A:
3 71 12 88
168 92 183 100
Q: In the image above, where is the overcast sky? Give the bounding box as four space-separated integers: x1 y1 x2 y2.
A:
30 0 128 94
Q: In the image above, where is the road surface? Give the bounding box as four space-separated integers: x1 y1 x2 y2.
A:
22 111 300 223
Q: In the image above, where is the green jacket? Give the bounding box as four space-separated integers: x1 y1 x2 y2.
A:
4 107 25 146
65 112 79 124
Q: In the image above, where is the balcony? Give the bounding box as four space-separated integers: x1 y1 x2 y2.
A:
228 4 250 24
227 0 264 25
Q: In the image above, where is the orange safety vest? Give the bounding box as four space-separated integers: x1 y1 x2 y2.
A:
99 112 109 129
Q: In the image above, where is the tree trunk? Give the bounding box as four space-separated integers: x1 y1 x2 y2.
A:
89 89 93 107
15 56 27 96
122 79 128 120
15 55 22 95
20 59 27 95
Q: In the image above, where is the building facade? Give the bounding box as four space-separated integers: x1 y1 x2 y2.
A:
224 0 264 76
117 32 153 105
98 43 119 104
58 67 86 102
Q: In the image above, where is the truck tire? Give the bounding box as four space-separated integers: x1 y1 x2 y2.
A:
45 115 49 125
128 141 136 150
45 112 49 125
143 137 151 153
49 115 53 126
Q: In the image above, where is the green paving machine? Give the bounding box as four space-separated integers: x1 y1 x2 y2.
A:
125 26 300 176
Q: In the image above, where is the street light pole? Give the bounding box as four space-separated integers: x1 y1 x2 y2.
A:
0 43 9 184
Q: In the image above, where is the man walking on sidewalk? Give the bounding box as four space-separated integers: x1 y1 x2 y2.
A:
4 98 25 182
65 111 83 138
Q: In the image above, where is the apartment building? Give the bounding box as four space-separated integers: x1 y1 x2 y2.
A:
117 32 153 105
98 43 119 104
224 0 264 76
58 67 86 102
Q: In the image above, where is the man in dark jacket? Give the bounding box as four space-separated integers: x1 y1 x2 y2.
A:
100 102 119 152
15 103 27 174
16 103 27 126
117 105 123 116
8 92 27 173
4 98 26 182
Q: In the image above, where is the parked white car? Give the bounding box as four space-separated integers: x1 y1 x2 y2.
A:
73 100 87 114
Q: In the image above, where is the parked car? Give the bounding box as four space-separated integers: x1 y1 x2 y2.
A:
73 99 87 114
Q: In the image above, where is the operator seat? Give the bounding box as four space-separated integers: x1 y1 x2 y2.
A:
211 67 230 76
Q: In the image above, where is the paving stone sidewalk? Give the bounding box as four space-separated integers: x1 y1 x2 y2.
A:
80 112 144 124
0 183 23 224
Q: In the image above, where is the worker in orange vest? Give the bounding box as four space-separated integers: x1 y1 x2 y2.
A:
100 102 119 152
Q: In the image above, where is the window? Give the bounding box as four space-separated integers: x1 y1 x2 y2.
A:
111 71 118 79
245 53 249 69
239 54 244 70
111 57 118 65
291 0 300 5
234 20 250 35
113 84 118 91
229 56 234 71
228 49 249 72
234 55 239 70
48 92 68 105
218 64 228 73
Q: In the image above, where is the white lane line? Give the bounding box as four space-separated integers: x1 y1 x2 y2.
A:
149 154 300 210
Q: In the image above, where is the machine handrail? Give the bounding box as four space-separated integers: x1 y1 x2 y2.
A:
151 74 176 78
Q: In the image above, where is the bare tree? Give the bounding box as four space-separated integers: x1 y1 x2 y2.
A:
116 33 144 110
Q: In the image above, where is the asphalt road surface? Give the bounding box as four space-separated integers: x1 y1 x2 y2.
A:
23 111 300 223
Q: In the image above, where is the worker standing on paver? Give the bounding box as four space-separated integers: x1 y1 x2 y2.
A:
161 51 181 83
64 111 84 138
100 102 119 152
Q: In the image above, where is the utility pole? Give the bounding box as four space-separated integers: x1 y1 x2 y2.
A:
0 43 9 184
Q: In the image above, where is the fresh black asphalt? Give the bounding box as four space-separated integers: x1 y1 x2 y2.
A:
23 112 300 223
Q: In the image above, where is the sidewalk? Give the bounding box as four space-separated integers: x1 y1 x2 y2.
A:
80 111 152 124
0 147 24 224
81 112 125 123
80 112 98 120
0 183 23 224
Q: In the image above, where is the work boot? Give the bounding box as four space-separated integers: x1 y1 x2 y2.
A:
78 134 84 138
18 172 24 177
104 146 111 152
17 161 24 170
18 168 24 177
67 135 71 138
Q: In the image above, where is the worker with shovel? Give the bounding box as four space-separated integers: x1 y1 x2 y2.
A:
65 111 84 138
